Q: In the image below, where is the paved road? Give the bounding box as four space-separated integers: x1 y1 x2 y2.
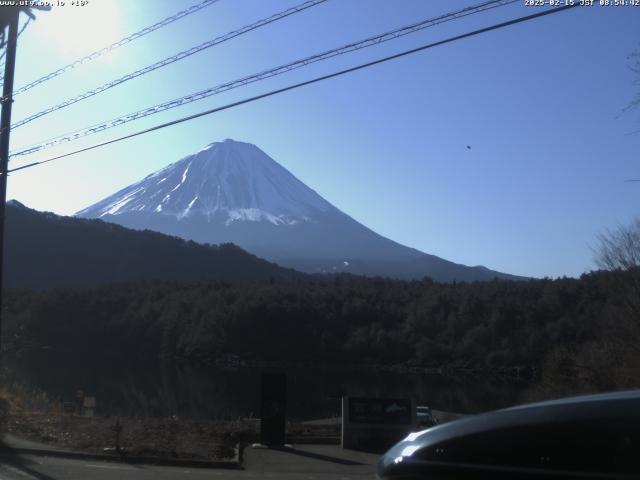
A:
0 444 379 480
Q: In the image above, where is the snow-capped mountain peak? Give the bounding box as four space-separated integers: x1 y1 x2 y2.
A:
77 138 522 282
77 139 333 225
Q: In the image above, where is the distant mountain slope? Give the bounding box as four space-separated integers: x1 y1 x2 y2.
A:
4 200 302 289
77 139 523 282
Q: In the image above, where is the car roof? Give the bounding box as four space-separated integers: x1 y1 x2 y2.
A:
405 389 640 448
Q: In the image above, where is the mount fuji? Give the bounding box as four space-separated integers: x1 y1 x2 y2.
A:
76 139 520 282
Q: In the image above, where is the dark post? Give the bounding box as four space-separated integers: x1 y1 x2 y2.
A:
0 9 20 351
260 370 287 446
111 418 123 456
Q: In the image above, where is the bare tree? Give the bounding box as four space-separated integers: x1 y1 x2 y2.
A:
593 218 640 363
594 218 640 271
626 48 640 115
530 221 640 399
527 220 640 400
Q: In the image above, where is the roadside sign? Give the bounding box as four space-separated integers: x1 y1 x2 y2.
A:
348 398 412 425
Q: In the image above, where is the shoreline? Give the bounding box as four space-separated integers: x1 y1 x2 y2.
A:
3 348 537 382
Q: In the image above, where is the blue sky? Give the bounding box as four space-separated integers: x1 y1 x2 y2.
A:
5 0 639 278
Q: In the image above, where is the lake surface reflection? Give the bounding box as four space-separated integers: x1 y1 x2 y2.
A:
4 353 527 420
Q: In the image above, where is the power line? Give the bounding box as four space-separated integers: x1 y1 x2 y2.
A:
5 3 579 176
10 0 517 159
16 15 30 37
10 0 328 130
3 0 223 93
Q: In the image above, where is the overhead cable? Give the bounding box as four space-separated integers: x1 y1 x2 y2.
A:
7 0 224 93
6 3 579 175
10 0 516 158
10 0 328 129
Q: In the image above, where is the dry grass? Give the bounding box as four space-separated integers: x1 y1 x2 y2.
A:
6 412 257 460
0 382 341 459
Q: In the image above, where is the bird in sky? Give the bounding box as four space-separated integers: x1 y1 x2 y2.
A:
466 145 471 150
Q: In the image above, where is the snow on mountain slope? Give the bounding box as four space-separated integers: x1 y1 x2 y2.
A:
77 139 334 226
77 139 522 281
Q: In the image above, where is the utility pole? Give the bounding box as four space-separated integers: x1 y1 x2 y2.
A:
0 8 20 352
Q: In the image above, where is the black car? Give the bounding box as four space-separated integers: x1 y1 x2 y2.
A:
378 390 640 479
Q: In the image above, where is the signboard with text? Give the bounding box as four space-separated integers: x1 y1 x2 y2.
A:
348 397 412 425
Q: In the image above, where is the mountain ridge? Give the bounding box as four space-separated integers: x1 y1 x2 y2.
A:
77 139 524 282
4 200 303 289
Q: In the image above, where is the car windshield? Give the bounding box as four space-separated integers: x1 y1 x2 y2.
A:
0 1 638 479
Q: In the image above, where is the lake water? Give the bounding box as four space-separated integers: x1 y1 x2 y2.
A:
3 352 528 420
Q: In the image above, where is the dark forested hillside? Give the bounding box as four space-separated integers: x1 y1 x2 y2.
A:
3 201 303 288
4 268 639 395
